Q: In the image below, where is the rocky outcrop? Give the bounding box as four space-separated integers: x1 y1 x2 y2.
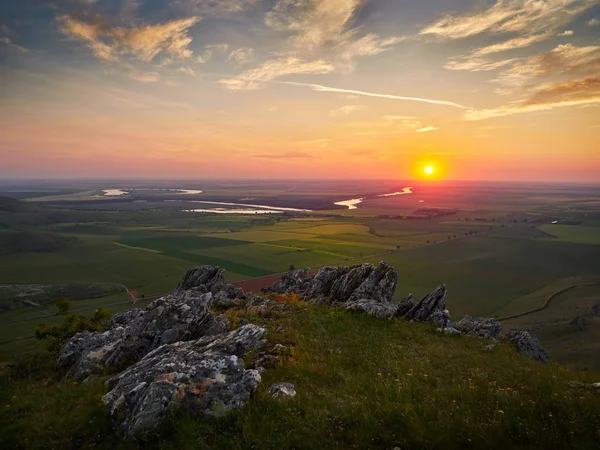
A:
454 316 502 340
263 262 397 304
58 266 249 381
400 285 450 328
58 289 230 380
102 324 266 439
505 330 549 363
268 382 296 399
345 299 398 319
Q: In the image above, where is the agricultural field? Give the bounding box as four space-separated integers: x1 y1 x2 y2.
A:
0 180 599 369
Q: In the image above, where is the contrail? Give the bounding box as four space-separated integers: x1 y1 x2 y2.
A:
283 82 469 109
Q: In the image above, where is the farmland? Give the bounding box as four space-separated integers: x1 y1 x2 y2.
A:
1 180 599 368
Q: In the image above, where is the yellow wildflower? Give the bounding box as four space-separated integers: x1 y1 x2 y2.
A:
377 372 382 377
395 379 400 383
498 410 504 414
406 373 412 376
549 413 553 417
423 374 429 377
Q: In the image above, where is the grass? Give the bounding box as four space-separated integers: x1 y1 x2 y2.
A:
2 305 600 449
539 225 600 245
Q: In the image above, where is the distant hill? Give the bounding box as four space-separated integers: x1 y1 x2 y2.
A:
0 196 36 213
0 230 79 255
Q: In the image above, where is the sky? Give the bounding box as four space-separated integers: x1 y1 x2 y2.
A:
0 0 599 182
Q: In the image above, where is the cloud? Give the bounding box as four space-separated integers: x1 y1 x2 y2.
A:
0 36 29 53
253 150 317 159
470 33 549 58
57 15 200 63
416 126 438 133
264 0 403 72
265 0 361 53
130 72 160 83
588 18 599 26
420 0 596 40
329 104 363 117
383 116 438 133
228 48 255 66
465 44 600 119
444 58 517 72
176 0 257 15
220 57 334 90
557 30 574 36
284 82 469 108
177 66 198 77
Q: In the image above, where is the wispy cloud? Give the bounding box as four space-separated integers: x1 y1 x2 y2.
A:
130 72 160 83
444 58 516 72
557 30 574 36
220 57 334 90
57 15 201 63
253 150 318 159
0 36 29 53
284 82 469 109
466 44 600 120
176 0 258 16
228 48 255 66
589 18 599 26
329 104 363 117
416 126 438 133
420 0 596 40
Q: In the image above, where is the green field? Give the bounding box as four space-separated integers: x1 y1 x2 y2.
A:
1 181 600 369
539 225 600 245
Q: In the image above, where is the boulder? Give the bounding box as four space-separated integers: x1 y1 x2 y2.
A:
345 299 398 319
348 262 397 303
505 330 549 363
176 265 244 299
261 268 312 295
59 289 230 380
395 294 413 317
401 285 449 327
102 324 266 439
263 262 398 305
268 382 296 399
454 316 502 340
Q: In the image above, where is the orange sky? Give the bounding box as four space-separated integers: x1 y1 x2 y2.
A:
1 0 599 181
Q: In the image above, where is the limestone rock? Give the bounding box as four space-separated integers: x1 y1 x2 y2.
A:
102 324 266 439
268 382 296 399
454 316 502 340
402 285 449 327
505 330 549 363
59 288 230 380
345 299 398 319
395 294 413 317
261 268 312 295
348 261 398 303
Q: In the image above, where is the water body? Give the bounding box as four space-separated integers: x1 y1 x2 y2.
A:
187 200 311 212
184 208 283 215
101 188 203 196
334 198 364 210
379 187 413 197
102 189 128 196
335 187 413 209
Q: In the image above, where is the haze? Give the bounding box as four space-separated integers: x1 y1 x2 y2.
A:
1 0 599 181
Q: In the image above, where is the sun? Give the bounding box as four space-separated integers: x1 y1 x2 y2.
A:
424 165 435 176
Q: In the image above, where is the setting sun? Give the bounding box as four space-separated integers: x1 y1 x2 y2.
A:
424 166 435 175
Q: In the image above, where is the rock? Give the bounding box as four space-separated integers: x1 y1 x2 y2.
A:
395 294 413 317
263 262 398 305
485 344 495 351
59 288 230 380
268 382 296 399
505 330 549 363
102 324 266 439
570 316 585 331
443 327 461 335
249 355 279 370
348 262 398 303
454 316 502 340
261 268 312 295
345 299 397 318
175 265 225 292
402 285 449 327
107 308 142 328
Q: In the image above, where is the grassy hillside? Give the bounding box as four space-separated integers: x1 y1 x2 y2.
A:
2 305 600 449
